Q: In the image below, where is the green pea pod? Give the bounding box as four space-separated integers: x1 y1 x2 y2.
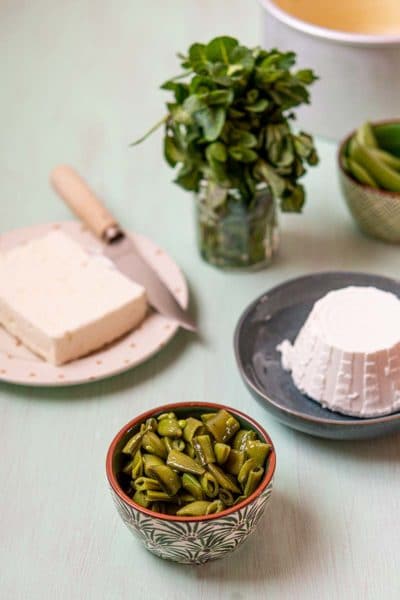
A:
122 458 134 475
142 453 165 477
183 417 205 442
192 434 216 465
232 429 257 451
205 409 240 443
186 444 196 459
347 157 378 187
207 463 241 494
148 464 181 496
132 490 151 508
176 501 211 516
179 492 196 503
233 494 247 506
141 431 168 459
370 148 400 171
351 140 400 192
374 123 400 157
134 476 162 492
214 442 230 465
201 471 219 498
178 419 187 429
182 473 204 500
157 418 183 438
131 449 143 479
238 458 257 487
167 449 205 475
151 502 167 514
225 449 245 476
219 488 234 507
245 441 271 467
243 466 264 497
355 122 378 148
122 431 144 456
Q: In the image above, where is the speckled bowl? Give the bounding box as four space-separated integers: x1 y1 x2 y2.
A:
338 120 400 243
106 402 276 564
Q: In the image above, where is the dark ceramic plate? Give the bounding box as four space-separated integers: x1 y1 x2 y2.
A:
234 272 400 440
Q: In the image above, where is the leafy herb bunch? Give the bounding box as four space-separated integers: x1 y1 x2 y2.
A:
133 36 319 211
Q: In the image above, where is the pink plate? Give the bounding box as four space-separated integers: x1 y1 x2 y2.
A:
0 221 189 386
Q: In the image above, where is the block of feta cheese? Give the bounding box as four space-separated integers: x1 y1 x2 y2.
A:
0 231 147 365
278 286 400 417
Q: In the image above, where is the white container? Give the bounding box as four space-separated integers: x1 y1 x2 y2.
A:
259 0 400 140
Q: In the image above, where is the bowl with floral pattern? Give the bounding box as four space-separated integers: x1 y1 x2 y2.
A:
106 402 276 564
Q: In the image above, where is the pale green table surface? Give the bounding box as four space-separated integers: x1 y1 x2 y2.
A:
1 2 400 599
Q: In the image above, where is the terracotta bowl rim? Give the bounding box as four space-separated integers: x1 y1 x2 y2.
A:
337 119 400 200
106 401 276 523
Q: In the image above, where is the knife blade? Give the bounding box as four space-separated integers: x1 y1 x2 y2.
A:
50 165 196 332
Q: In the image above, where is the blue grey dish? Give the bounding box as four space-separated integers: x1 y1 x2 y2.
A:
234 271 400 440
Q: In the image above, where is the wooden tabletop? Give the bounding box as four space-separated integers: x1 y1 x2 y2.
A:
1 2 399 599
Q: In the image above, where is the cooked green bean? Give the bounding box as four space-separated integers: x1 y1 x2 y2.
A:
148 464 181 496
200 472 219 498
145 417 158 432
132 490 151 508
243 466 264 497
205 410 240 443
142 431 167 459
214 442 230 465
122 431 144 456
157 418 183 438
225 449 245 476
219 488 234 507
201 412 217 423
167 449 205 476
192 434 216 465
182 473 204 500
232 429 257 452
206 500 224 515
172 439 186 452
131 450 143 479
238 458 257 487
183 417 204 443
207 463 241 494
176 501 212 516
142 453 164 477
146 490 179 502
118 407 271 517
133 476 161 492
245 441 271 467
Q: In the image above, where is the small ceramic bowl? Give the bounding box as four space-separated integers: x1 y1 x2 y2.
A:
338 120 400 243
106 402 276 564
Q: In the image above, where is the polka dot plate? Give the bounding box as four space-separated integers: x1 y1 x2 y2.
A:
0 221 189 386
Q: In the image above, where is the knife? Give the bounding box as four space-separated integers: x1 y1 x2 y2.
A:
50 165 196 332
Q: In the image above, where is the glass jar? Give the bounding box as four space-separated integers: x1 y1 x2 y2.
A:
195 181 279 269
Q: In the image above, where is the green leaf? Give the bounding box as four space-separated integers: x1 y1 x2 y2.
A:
295 69 318 84
206 142 227 162
254 159 286 198
183 94 207 114
160 81 189 103
246 98 269 113
230 129 257 148
194 107 226 141
199 89 234 106
174 164 202 191
188 43 208 72
164 136 185 167
228 146 258 163
280 184 305 212
205 36 238 63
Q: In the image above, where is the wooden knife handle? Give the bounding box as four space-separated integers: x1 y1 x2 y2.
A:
50 165 120 241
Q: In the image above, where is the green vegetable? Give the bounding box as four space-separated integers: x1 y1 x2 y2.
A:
343 121 400 191
118 408 270 516
131 36 318 211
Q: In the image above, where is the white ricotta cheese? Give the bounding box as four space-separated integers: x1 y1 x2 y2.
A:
0 231 147 365
278 286 400 417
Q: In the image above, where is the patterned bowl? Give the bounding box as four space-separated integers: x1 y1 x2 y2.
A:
338 121 400 243
106 402 276 564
